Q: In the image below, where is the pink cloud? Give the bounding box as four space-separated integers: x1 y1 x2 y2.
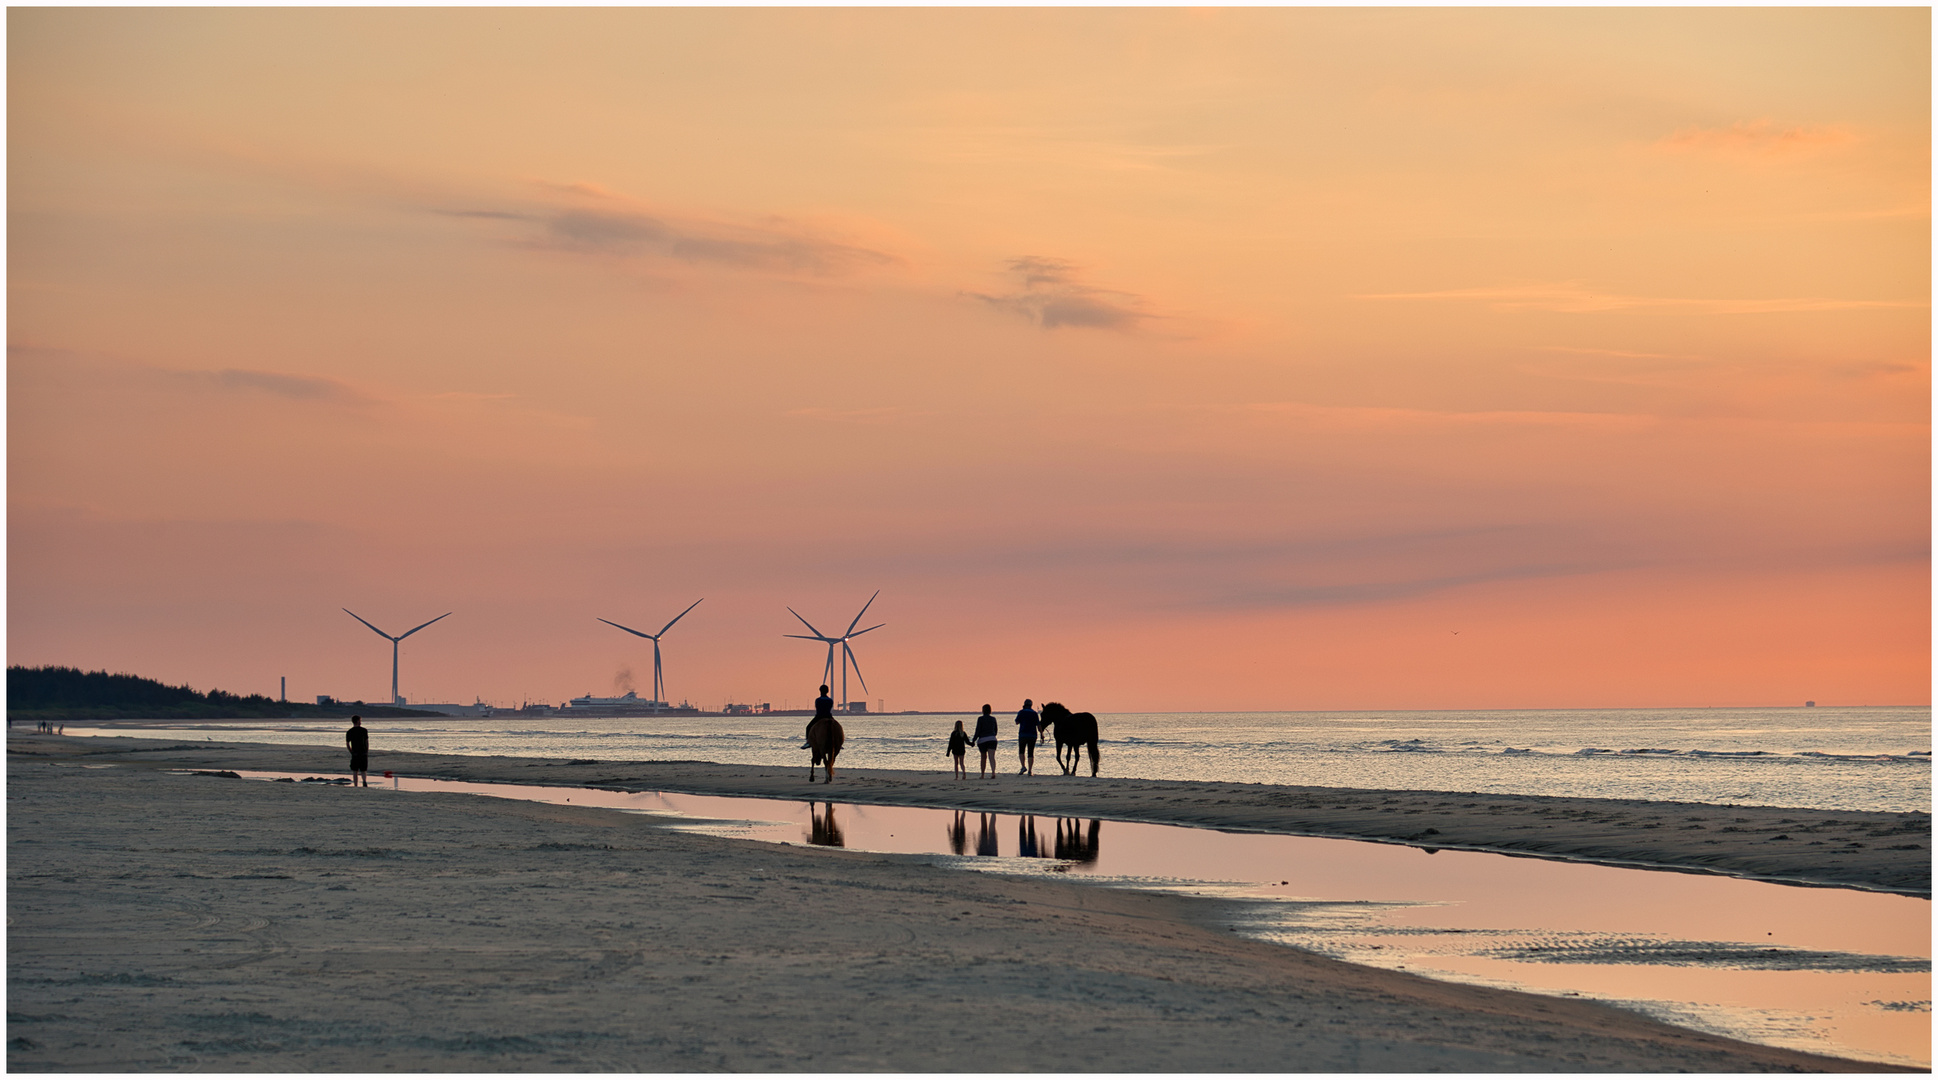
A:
1359 281 1922 314
1655 119 1857 157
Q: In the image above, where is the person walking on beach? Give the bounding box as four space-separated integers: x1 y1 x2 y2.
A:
1014 698 1041 775
973 705 999 778
946 720 971 779
345 716 370 787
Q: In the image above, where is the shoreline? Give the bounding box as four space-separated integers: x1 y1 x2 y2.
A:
14 734 1929 896
9 738 1915 1071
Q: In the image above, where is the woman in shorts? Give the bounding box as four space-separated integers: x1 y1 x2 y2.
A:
972 705 999 778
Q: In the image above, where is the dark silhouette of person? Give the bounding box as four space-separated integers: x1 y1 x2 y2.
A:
804 685 834 746
947 810 969 856
946 720 970 779
1017 814 1041 858
1014 698 1041 775
345 716 370 787
972 705 999 778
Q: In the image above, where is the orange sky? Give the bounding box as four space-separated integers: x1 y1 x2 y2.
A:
8 8 1929 711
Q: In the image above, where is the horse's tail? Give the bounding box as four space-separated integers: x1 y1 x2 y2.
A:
1074 711 1100 773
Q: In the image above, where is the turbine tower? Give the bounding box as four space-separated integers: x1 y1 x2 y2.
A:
785 591 884 711
342 609 451 706
598 598 703 707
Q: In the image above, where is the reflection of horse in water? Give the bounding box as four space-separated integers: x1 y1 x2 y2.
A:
805 715 844 783
808 802 845 847
1040 702 1101 776
1053 817 1102 864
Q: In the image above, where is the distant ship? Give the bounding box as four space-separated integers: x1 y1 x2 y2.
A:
559 691 699 717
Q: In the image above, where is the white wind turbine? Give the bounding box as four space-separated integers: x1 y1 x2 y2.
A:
598 598 703 707
785 591 884 711
342 609 451 706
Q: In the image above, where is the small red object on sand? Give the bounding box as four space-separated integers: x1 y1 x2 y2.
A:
384 771 393 778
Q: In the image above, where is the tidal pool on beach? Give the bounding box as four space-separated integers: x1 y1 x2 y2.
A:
230 771 1930 1067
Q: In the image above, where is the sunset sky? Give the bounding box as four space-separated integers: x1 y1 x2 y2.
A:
9 8 1929 712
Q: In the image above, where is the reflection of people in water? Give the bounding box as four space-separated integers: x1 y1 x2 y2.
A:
947 810 970 855
974 813 1000 857
1053 817 1102 864
808 802 845 847
1017 814 1041 858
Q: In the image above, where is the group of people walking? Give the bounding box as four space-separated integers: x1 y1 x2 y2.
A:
946 699 1099 778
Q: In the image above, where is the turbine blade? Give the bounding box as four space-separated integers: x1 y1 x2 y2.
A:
844 590 880 637
657 598 704 638
599 618 654 639
653 640 664 702
397 612 452 640
787 607 828 638
844 642 870 695
343 608 398 641
848 622 886 639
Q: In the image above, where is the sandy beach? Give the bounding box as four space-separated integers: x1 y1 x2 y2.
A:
8 734 1925 1071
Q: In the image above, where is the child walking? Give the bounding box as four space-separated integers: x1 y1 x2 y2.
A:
946 720 970 779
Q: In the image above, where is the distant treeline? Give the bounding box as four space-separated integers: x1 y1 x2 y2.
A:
7 666 435 721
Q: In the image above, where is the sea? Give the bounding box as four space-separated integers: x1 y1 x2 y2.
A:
52 705 1930 814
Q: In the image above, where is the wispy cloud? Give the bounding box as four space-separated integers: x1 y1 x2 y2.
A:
784 406 926 425
1238 400 1657 431
1656 119 1857 158
1359 281 1924 315
848 524 1650 615
183 367 373 406
1192 560 1622 612
1527 345 1703 361
967 256 1152 331
436 188 900 277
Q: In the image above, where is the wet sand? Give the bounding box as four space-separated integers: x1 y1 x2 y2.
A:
19 733 1928 895
8 735 1925 1071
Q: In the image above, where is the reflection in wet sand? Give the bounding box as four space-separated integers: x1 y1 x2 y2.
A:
1018 815 1041 858
947 810 969 856
808 802 844 847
